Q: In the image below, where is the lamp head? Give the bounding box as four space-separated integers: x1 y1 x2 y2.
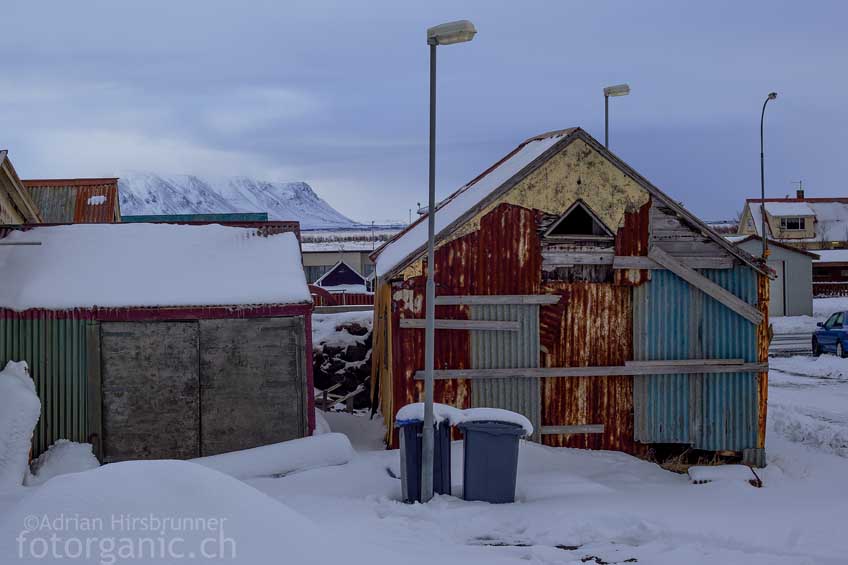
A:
427 20 477 45
603 84 631 97
768 92 778 100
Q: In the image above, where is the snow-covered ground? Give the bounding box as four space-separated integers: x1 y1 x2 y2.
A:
3 356 848 564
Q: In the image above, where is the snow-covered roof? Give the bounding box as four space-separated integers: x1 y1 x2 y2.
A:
373 130 572 275
0 223 311 311
747 199 848 242
814 249 848 263
763 202 815 217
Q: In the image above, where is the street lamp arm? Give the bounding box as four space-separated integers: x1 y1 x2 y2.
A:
759 92 778 259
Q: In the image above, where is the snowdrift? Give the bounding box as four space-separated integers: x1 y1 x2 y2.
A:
0 361 40 490
192 433 355 480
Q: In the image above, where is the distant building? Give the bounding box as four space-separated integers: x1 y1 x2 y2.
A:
729 235 818 316
737 191 848 251
314 260 368 294
22 178 121 223
0 151 42 224
301 227 402 283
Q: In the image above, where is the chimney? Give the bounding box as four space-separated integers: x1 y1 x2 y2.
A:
796 188 805 199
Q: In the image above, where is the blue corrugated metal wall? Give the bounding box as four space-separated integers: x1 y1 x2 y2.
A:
632 265 759 451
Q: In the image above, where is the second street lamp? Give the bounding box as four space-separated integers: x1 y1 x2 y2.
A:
760 91 778 259
421 19 476 503
603 83 630 149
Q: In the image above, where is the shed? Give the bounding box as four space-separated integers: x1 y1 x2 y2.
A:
22 178 121 223
730 235 818 316
370 127 770 467
0 222 314 461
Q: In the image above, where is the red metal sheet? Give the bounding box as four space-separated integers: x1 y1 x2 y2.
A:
614 200 651 286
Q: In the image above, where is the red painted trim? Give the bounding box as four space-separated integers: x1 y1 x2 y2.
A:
304 313 316 435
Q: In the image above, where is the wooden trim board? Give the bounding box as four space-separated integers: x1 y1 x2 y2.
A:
434 295 561 306
399 319 520 331
413 362 768 380
541 425 605 435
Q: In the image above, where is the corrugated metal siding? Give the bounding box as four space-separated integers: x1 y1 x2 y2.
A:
74 185 118 223
0 310 90 457
540 282 638 452
27 186 77 223
470 304 540 441
632 266 759 451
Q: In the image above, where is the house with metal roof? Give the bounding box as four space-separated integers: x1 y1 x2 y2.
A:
0 222 314 461
370 127 770 467
22 178 121 223
0 151 42 224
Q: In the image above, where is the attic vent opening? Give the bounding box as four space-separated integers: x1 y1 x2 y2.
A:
544 200 614 239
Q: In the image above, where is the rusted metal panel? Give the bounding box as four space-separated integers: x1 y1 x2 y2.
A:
632 266 761 452
614 200 652 286
470 304 541 441
23 179 120 223
26 185 77 223
756 271 770 449
74 184 119 223
539 282 637 453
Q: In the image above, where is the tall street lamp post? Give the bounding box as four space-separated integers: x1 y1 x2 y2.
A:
603 83 630 149
760 92 778 259
421 20 476 503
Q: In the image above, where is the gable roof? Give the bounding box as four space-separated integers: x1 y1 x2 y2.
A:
22 178 120 223
727 234 821 259
314 260 367 288
0 223 310 310
372 127 767 277
744 198 848 242
0 151 42 224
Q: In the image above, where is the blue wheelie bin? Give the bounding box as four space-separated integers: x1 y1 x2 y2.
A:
458 420 526 503
397 419 452 503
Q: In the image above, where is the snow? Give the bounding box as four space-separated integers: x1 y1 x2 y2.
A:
313 409 332 435
86 194 106 205
0 361 40 490
312 310 372 350
771 297 848 335
396 404 534 436
375 132 568 275
0 223 311 310
320 411 387 451
687 464 759 484
7 354 848 563
25 441 99 487
321 284 369 293
119 172 357 229
763 201 814 216
814 249 848 263
0 459 349 565
191 433 355 480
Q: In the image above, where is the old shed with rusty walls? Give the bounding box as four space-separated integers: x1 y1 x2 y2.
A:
370 127 770 466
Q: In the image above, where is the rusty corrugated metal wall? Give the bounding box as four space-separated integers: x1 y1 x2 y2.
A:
539 282 639 453
24 181 119 223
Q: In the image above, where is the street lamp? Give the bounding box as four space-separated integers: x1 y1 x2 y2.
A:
760 91 778 259
603 83 630 149
421 19 476 503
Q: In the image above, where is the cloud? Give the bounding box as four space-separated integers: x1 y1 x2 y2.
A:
202 87 320 134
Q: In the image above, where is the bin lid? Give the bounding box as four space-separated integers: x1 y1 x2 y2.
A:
457 420 528 437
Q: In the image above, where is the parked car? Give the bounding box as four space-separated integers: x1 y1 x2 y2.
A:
813 311 848 357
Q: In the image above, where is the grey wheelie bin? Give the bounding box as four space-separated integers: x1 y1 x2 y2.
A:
458 420 527 503
397 419 452 503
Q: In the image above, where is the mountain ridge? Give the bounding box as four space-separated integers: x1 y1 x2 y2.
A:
118 172 357 230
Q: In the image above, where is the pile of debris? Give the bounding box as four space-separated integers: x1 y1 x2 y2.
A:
312 312 373 410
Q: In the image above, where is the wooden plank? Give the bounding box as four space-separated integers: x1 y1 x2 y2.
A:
434 294 561 306
542 251 613 266
625 358 744 367
86 322 103 462
613 256 734 270
400 319 520 331
648 246 764 325
414 362 769 380
541 425 605 435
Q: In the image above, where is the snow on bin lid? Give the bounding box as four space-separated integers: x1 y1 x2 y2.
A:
395 402 465 426
0 223 311 310
395 403 533 436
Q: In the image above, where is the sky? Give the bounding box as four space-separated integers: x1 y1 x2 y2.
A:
1 1 845 225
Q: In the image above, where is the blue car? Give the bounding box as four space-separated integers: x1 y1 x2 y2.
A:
813 311 848 357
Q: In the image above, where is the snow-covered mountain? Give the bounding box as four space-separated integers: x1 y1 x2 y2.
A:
118 172 357 229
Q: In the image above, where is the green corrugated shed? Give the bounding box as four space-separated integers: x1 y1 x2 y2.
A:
122 212 269 223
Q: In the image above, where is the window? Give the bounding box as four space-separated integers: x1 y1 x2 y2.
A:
544 200 614 239
362 263 375 277
779 217 805 230
824 312 843 329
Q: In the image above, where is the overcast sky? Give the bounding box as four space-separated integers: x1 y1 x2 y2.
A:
1 1 845 224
